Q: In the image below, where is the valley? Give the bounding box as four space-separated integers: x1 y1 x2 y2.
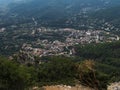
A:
0 0 120 90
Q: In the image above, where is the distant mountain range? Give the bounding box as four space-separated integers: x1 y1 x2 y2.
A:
0 0 120 31
8 0 120 16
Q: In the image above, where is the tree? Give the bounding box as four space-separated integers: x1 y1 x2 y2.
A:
75 60 100 90
0 56 36 90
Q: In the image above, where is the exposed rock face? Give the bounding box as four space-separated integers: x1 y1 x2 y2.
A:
108 82 120 90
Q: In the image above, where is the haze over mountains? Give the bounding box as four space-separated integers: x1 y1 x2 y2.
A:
0 0 120 30
7 0 120 16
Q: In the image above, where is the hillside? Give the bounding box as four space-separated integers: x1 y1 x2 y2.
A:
1 0 120 28
88 6 120 34
0 41 120 90
75 41 120 83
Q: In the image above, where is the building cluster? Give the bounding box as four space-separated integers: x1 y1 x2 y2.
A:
21 28 119 57
108 82 120 90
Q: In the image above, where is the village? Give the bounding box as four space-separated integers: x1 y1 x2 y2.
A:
20 28 120 57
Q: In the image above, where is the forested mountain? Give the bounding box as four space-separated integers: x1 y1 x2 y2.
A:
8 0 120 14
90 6 120 28
63 5 120 33
0 0 120 28
8 0 120 19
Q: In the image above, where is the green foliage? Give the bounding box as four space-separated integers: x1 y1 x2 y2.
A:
75 41 120 59
74 60 109 90
0 56 37 90
37 56 76 86
1 40 120 90
75 41 120 89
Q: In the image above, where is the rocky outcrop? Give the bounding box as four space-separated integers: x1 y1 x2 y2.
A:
32 82 120 90
108 82 120 90
32 85 94 90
